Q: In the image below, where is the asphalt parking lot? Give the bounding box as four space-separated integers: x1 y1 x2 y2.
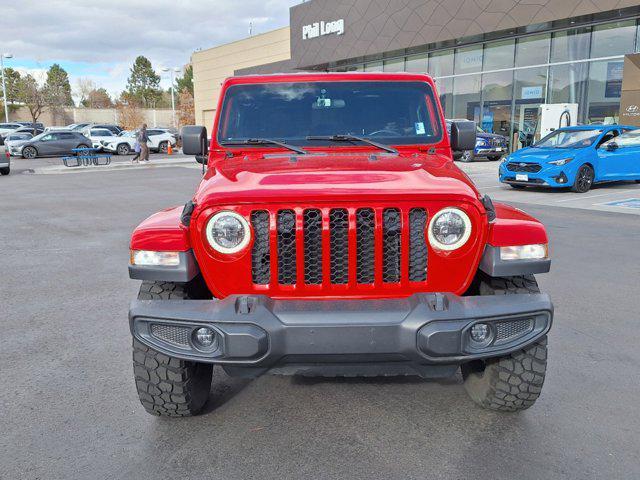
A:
1 157 639 480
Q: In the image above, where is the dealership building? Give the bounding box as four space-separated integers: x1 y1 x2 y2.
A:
192 1 640 146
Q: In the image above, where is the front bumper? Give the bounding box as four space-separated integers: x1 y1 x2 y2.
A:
475 146 507 157
499 163 572 187
130 292 553 378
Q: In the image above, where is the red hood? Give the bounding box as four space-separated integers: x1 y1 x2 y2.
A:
193 152 481 207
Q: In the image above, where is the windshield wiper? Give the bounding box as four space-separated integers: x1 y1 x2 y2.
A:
306 134 398 154
220 138 308 155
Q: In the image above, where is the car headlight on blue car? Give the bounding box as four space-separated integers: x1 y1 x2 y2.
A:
548 157 573 166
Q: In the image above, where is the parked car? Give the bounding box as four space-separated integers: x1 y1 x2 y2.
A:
9 131 91 159
499 125 638 192
91 124 123 135
16 121 44 129
0 122 23 144
0 149 9 175
82 127 118 150
127 72 554 417
447 120 509 162
4 131 33 152
103 128 177 155
14 125 45 136
68 123 92 131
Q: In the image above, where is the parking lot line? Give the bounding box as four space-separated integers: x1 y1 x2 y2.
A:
554 189 640 202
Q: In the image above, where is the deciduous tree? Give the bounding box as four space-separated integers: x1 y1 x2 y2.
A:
16 74 46 124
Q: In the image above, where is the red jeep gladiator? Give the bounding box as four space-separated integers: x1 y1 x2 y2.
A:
129 73 552 417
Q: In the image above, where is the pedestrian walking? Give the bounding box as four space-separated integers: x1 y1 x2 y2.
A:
137 123 150 162
131 140 141 163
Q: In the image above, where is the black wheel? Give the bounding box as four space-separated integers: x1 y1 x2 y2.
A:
459 150 474 162
116 143 131 155
0 166 9 175
510 184 527 189
488 155 502 161
461 275 548 412
572 164 594 193
22 146 37 159
158 141 168 154
132 280 214 417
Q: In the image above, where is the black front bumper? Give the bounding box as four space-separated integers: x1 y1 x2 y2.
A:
129 293 552 378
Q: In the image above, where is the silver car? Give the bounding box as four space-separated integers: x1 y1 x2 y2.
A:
12 131 91 159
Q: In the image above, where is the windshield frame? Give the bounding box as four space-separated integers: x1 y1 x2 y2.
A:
215 80 444 150
533 128 604 149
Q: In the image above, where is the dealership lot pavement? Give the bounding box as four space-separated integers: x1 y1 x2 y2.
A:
1 160 639 480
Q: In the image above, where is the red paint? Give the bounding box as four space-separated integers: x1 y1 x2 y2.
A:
129 72 548 299
130 207 190 252
488 203 548 247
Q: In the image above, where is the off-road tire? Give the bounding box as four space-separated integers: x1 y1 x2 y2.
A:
0 166 9 175
462 274 548 411
132 280 213 417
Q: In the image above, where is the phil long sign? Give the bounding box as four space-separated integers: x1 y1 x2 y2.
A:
302 19 345 40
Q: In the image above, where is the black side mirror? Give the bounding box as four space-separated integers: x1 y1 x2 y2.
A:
450 120 476 152
181 125 208 162
606 142 618 151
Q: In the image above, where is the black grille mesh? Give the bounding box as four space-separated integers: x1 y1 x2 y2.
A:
409 208 428 282
277 210 296 285
150 324 190 347
329 209 349 284
356 209 375 284
382 208 401 283
303 209 323 284
506 163 542 173
496 318 534 341
250 211 270 284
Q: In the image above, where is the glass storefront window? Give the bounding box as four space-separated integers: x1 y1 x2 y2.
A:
435 77 453 117
591 21 637 58
514 67 548 148
551 27 591 63
483 39 515 70
549 63 589 112
405 54 428 73
586 60 623 124
515 34 550 67
455 45 483 74
383 57 405 72
481 70 513 136
452 74 481 121
364 61 383 72
429 50 454 77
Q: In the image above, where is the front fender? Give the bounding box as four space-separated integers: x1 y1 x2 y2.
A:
130 206 191 251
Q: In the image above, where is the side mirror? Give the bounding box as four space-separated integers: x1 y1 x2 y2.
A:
450 120 476 152
606 142 618 151
181 125 208 161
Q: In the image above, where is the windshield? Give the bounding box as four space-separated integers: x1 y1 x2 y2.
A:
534 129 603 149
217 81 443 147
120 131 135 137
9 133 32 140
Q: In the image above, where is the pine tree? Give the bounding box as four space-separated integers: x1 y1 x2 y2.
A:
176 65 194 97
126 56 162 107
44 64 74 106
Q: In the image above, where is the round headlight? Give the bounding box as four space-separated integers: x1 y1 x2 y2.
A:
205 211 250 254
428 208 472 251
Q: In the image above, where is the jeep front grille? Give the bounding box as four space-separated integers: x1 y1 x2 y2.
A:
250 206 429 288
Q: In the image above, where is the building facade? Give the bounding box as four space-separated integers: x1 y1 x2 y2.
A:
193 1 640 146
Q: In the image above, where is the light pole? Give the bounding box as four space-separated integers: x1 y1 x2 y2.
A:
161 66 181 127
1 53 14 122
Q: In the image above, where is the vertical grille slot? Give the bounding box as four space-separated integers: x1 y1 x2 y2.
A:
409 208 428 282
277 210 296 285
329 209 349 284
303 209 323 284
250 210 271 284
382 208 401 283
356 208 375 284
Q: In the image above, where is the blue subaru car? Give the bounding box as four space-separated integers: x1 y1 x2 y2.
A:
499 125 640 192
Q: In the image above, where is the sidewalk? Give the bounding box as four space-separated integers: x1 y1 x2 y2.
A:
26 154 198 174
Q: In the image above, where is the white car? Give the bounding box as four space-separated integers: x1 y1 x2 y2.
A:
83 127 118 151
4 131 34 154
103 128 177 155
0 122 23 143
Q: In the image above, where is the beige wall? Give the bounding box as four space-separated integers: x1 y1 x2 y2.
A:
7 106 174 127
192 26 291 129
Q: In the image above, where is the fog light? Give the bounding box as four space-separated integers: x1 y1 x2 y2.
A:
193 327 216 348
470 323 490 343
